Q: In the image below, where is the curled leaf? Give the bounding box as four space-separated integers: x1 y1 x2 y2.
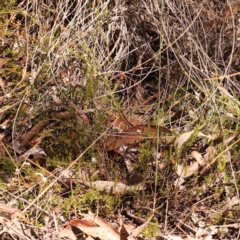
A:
174 130 214 150
191 151 204 165
105 124 171 151
176 161 199 178
174 130 194 150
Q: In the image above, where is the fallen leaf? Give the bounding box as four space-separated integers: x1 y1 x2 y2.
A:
20 111 70 150
0 58 11 69
196 226 218 239
89 227 121 239
68 219 96 228
51 94 63 104
223 2 240 18
5 217 38 239
125 159 134 173
174 176 185 188
222 196 239 216
58 228 77 240
119 223 135 236
176 161 199 178
20 119 50 150
191 151 204 165
79 214 127 240
223 132 239 144
174 130 195 150
80 180 144 193
128 173 144 186
79 227 119 240
174 130 214 150
105 124 172 151
0 203 25 220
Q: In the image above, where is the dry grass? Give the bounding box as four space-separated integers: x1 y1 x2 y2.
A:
0 0 240 239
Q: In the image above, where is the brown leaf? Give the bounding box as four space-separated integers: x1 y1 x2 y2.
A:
68 101 89 123
191 151 204 165
80 180 144 193
204 19 221 32
174 130 214 150
20 119 50 150
68 219 96 228
0 58 11 69
67 218 119 240
0 77 5 93
174 130 194 150
0 203 25 220
4 217 37 239
58 228 77 240
128 173 144 186
119 223 135 236
212 132 239 145
55 111 71 120
223 3 240 19
176 161 199 178
105 124 171 151
80 214 126 240
111 117 130 129
20 111 70 150
51 94 63 105
174 177 185 188
224 132 239 144
222 196 239 216
80 227 119 240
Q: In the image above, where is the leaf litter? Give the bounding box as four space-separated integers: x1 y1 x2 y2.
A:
64 213 154 240
1 0 240 240
105 124 172 151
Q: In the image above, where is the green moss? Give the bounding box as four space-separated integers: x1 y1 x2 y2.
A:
0 0 16 12
0 157 15 175
142 219 159 238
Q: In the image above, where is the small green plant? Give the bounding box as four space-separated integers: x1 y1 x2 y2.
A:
142 219 159 238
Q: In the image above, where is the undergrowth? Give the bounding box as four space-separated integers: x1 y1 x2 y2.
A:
0 0 240 239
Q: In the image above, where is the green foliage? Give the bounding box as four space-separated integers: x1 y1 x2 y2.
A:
1 0 240 238
0 157 15 175
142 219 159 238
0 0 16 12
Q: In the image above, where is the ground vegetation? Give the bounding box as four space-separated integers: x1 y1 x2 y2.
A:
0 0 240 239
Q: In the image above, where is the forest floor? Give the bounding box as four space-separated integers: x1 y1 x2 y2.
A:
1 0 240 239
